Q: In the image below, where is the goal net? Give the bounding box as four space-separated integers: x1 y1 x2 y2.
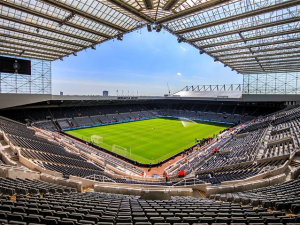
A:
112 144 128 157
179 117 197 127
90 135 103 145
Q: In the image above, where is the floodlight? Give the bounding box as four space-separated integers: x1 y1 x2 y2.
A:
155 25 162 32
147 24 152 32
177 37 184 43
117 34 123 41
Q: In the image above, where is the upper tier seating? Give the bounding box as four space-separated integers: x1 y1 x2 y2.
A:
33 121 57 132
0 102 283 126
73 117 94 127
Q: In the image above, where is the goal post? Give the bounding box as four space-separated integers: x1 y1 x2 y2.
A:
178 117 197 127
111 145 151 163
112 144 128 157
90 135 103 145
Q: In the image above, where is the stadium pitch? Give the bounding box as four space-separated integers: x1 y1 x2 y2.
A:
65 118 228 164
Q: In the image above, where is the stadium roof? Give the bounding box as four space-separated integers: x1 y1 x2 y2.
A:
0 0 300 74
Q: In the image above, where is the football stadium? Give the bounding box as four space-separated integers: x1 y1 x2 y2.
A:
1 0 300 224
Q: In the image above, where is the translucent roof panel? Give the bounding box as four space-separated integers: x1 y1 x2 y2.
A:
0 0 299 74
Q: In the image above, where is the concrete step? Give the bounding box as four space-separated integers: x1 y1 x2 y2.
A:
197 190 206 198
294 156 300 162
10 155 19 161
290 160 300 167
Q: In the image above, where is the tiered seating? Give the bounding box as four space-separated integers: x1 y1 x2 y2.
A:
113 114 124 121
42 163 105 178
215 179 300 214
272 107 300 126
130 112 141 119
0 189 299 225
76 106 99 117
0 177 76 196
89 115 102 124
49 108 65 119
263 141 294 158
1 101 283 127
291 118 300 148
33 121 57 132
256 108 300 159
105 114 117 122
170 137 231 175
70 140 144 175
2 105 299 187
183 107 300 183
157 109 254 124
98 115 110 123
9 137 81 160
21 148 100 170
73 116 94 127
141 111 154 118
269 128 291 141
196 158 287 185
57 119 71 129
119 113 133 120
198 129 265 171
239 120 271 134
0 117 106 179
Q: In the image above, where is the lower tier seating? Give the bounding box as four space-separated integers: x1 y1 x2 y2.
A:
0 186 299 225
196 158 288 185
211 179 300 214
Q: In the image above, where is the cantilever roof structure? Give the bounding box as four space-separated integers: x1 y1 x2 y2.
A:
0 0 300 74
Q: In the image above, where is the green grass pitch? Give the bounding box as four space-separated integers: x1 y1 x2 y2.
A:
65 118 228 164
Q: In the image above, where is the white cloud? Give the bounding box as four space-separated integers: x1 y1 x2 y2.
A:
177 72 182 76
180 47 186 51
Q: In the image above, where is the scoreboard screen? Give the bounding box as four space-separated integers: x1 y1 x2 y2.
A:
0 56 31 75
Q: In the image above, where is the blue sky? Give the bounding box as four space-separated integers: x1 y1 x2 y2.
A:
52 27 242 96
